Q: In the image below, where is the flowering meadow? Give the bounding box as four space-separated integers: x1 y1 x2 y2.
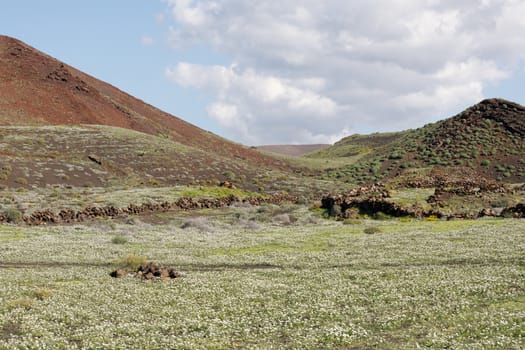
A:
1 206 524 349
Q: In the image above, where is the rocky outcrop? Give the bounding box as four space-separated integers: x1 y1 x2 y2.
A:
500 203 525 218
321 183 523 220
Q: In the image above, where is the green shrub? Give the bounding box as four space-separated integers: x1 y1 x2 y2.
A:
495 165 505 172
372 211 391 220
272 213 293 225
180 217 211 231
480 159 490 166
14 177 27 185
114 255 147 271
364 226 382 234
30 289 53 301
111 236 129 245
4 208 22 223
388 151 403 160
491 198 509 208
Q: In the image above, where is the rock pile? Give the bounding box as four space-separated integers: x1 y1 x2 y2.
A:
110 262 181 281
500 203 525 218
403 167 508 194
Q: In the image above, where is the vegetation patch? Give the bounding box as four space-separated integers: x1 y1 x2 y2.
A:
179 186 265 199
364 226 382 234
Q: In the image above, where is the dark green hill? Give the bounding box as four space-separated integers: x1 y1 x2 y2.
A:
308 132 406 158
312 98 525 184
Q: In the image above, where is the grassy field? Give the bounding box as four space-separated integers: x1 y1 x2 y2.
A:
0 206 524 349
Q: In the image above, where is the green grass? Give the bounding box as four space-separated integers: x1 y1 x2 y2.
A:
0 209 523 349
210 242 294 255
389 188 434 207
0 226 27 242
179 186 265 199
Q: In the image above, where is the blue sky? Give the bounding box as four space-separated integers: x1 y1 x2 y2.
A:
2 1 525 145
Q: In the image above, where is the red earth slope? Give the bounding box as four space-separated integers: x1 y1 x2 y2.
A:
0 35 288 169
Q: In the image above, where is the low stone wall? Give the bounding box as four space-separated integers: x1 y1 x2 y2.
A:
1 193 298 225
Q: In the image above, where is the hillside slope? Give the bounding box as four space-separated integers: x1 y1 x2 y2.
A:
315 99 525 184
0 125 334 194
0 35 287 170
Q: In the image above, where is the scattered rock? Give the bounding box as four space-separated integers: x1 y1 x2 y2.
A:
219 181 235 189
88 154 102 165
109 269 126 278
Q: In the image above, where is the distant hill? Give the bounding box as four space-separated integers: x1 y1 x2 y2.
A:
307 132 406 158
257 144 330 157
311 98 525 184
0 35 288 171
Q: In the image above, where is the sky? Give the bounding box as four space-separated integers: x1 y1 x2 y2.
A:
1 1 525 145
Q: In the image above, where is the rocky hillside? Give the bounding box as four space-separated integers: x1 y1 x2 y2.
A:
0 35 288 170
315 98 525 184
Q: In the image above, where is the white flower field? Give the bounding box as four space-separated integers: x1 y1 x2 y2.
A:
1 206 524 349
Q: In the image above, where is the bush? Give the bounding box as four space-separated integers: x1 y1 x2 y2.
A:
14 177 27 185
114 255 147 271
181 217 211 231
481 159 490 167
31 289 53 301
388 151 403 160
364 226 382 234
303 215 320 224
111 235 128 244
491 198 509 208
238 219 263 231
4 207 22 223
272 213 291 225
372 211 391 220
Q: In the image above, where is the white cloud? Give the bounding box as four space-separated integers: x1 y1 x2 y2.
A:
140 35 155 46
166 62 340 143
155 13 165 24
162 0 525 144
434 59 509 84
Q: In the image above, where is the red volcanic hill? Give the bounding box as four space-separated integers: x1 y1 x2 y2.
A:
0 35 286 169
